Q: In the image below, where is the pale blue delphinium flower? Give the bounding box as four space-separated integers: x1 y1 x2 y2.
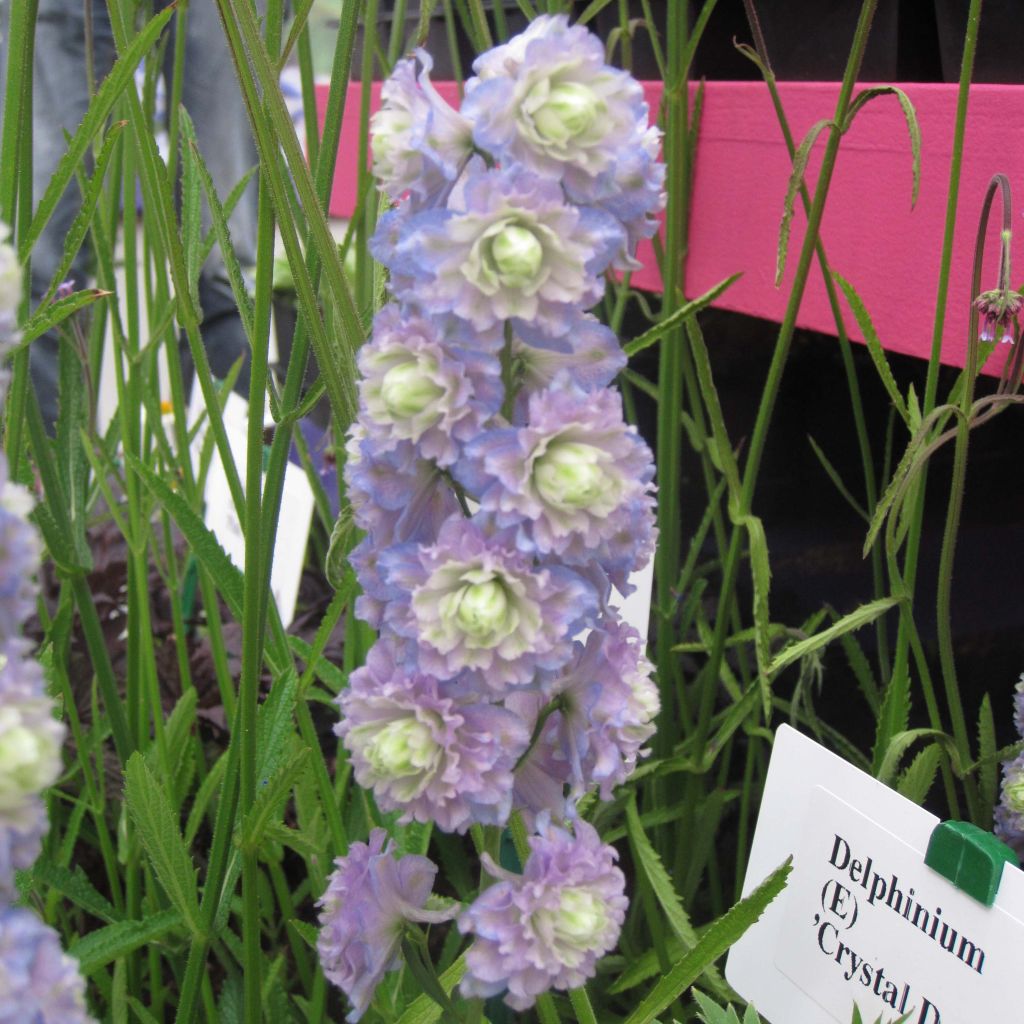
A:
379 514 597 693
317 829 457 1022
508 619 659 824
457 383 656 593
995 751 1024 859
337 638 529 832
371 50 474 208
0 797 47 899
358 304 502 468
0 458 40 640
0 905 93 1023
459 819 627 1010
375 165 624 336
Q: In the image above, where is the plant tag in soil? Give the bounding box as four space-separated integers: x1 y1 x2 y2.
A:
726 725 1024 1024
195 392 314 629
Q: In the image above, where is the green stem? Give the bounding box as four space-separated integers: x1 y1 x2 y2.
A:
696 0 878 752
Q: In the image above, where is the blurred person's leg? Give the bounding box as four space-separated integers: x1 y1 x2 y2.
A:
30 0 117 428
172 0 259 397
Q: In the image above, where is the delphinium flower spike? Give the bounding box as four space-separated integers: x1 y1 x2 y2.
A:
326 14 664 1015
0 226 93 1021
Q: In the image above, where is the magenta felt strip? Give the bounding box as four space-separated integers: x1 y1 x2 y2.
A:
317 80 1024 371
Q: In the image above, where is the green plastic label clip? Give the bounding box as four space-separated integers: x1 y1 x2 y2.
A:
924 820 1018 907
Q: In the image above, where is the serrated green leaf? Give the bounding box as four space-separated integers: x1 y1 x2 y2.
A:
872 668 911 776
32 859 121 924
839 631 880 715
127 453 244 617
844 86 920 207
623 860 792 1024
68 909 183 975
768 596 902 678
877 729 955 785
255 668 300 783
17 289 112 349
692 989 740 1024
977 694 998 819
833 272 910 426
623 274 742 357
896 743 942 804
124 752 203 937
241 746 311 852
777 119 833 285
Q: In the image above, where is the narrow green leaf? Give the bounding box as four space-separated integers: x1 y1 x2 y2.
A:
624 274 743 357
623 860 792 1024
68 909 183 975
255 668 300 783
838 630 880 715
124 752 203 937
844 87 921 207
394 954 467 1024
833 272 910 425
777 119 833 285
807 434 868 522
877 728 953 785
20 4 176 261
768 596 902 677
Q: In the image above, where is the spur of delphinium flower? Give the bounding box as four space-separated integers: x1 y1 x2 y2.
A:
379 513 597 692
317 828 457 1022
336 638 530 832
374 164 624 336
974 287 1022 344
994 751 1024 859
358 305 502 467
508 619 659 823
371 50 473 209
344 426 461 550
459 818 627 1010
0 905 94 1023
458 382 656 593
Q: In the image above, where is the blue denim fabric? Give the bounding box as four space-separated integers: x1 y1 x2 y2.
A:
2 0 260 427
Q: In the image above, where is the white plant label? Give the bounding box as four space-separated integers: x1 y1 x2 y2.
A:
726 725 1024 1024
197 392 314 629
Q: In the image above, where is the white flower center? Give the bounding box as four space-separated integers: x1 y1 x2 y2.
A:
0 713 60 810
534 887 609 967
380 360 444 419
364 718 438 779
1005 773 1024 813
453 579 510 639
533 441 610 510
532 82 600 144
490 224 544 287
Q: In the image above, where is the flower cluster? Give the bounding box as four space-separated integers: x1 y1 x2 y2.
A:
0 228 92 1022
320 15 663 1018
974 287 1022 345
995 674 1024 859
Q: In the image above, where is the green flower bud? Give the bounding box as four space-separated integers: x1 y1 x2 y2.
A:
534 442 609 510
380 360 444 419
454 579 510 639
364 718 438 779
490 224 544 288
532 82 600 145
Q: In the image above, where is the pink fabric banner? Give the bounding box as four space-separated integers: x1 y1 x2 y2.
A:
317 80 1024 371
